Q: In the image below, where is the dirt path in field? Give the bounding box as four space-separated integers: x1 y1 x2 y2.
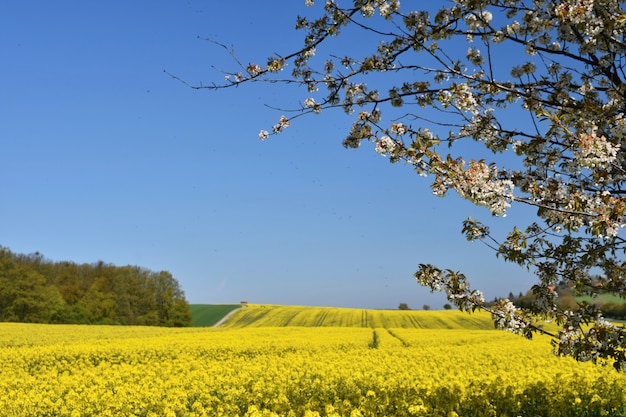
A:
212 308 241 327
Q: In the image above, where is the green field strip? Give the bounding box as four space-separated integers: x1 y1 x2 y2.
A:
189 304 241 327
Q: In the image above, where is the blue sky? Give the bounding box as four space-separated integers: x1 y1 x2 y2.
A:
0 1 539 309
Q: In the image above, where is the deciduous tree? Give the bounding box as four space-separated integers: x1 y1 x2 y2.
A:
179 0 626 368
0 247 191 326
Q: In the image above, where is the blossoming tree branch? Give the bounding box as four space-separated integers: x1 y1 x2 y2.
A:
172 0 626 369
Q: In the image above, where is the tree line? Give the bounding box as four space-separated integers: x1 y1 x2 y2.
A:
508 284 626 321
0 247 192 326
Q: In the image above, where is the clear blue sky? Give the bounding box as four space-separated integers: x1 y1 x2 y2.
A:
0 1 538 309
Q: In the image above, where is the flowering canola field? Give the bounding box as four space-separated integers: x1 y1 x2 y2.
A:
1 306 626 417
219 304 496 329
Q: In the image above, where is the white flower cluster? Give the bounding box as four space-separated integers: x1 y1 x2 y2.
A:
259 115 292 140
449 289 486 311
246 63 263 77
361 3 375 17
453 161 514 216
379 0 400 18
414 266 445 292
357 109 381 124
343 83 379 113
469 289 485 304
359 0 400 18
464 10 493 29
304 97 322 114
574 131 619 169
466 47 484 65
505 21 521 36
453 83 479 115
457 109 500 148
556 324 583 358
303 47 316 59
375 135 397 156
492 300 528 334
554 0 605 37
390 122 407 135
345 83 366 100
415 263 487 311
275 115 290 132
556 317 622 365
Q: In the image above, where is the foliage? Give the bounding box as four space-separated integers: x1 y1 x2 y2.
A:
511 284 578 311
0 247 191 326
600 301 626 320
179 0 626 368
510 284 626 320
2 322 626 416
398 302 410 310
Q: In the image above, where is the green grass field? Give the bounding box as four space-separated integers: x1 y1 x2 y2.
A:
189 304 240 326
576 293 626 304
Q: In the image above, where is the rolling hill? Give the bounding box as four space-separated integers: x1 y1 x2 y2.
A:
205 304 495 329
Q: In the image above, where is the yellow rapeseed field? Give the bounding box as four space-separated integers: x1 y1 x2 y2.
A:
1 306 625 416
219 305 496 329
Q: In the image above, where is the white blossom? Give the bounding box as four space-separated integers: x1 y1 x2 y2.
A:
379 2 392 18
554 0 605 37
480 10 493 24
272 116 290 133
246 63 263 76
453 161 514 216
453 83 479 115
390 122 407 135
279 115 290 128
574 132 619 169
505 21 520 36
375 135 397 156
525 42 538 56
466 47 484 65
465 10 492 29
361 4 375 17
492 300 528 333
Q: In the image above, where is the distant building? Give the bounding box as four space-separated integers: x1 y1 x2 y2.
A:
240 301 248 307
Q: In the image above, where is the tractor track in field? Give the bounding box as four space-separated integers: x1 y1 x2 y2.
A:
212 308 242 327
